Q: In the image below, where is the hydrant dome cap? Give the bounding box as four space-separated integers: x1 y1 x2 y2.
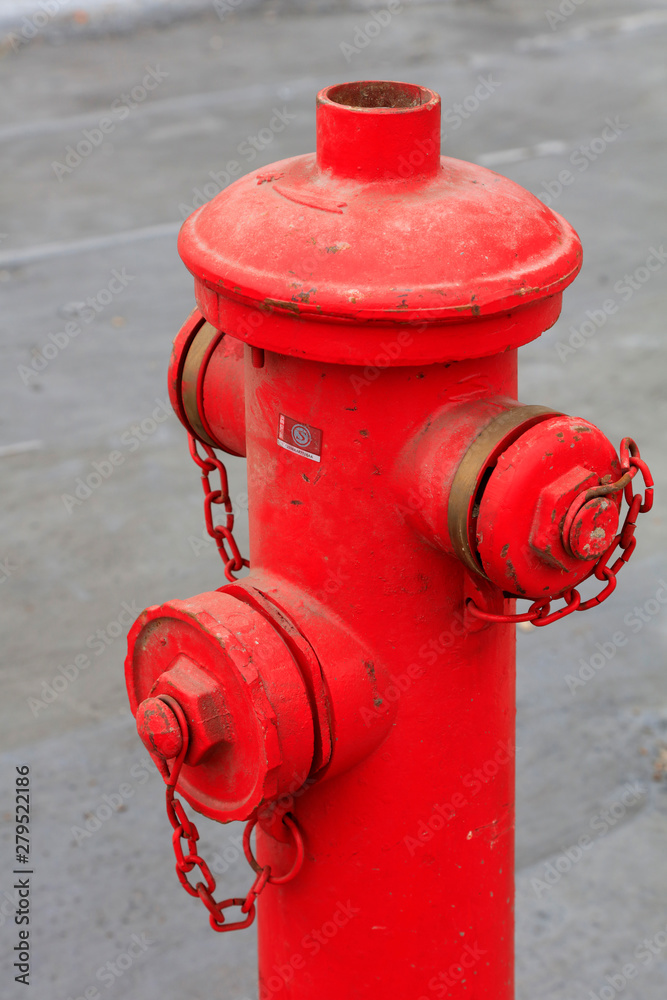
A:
178 80 582 363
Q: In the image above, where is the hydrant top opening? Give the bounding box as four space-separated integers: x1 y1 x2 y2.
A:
323 80 434 111
316 80 441 182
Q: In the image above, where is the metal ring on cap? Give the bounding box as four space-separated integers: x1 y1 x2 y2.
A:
243 814 305 885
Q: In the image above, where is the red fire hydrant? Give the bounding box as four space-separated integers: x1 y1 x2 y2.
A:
125 81 653 998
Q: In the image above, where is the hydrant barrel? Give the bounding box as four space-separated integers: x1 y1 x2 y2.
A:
244 351 519 998
125 78 652 999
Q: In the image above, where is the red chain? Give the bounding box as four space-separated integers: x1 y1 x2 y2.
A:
467 438 654 627
188 433 249 582
156 696 304 933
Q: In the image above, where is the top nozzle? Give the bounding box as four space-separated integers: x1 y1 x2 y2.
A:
316 80 441 182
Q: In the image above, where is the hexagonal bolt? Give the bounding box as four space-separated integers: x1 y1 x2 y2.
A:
136 697 184 761
529 465 600 569
147 655 234 766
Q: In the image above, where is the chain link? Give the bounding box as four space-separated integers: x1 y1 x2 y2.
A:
188 433 249 582
153 695 304 933
467 437 654 627
177 434 302 930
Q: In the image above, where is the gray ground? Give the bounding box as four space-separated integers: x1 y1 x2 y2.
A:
0 0 666 997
